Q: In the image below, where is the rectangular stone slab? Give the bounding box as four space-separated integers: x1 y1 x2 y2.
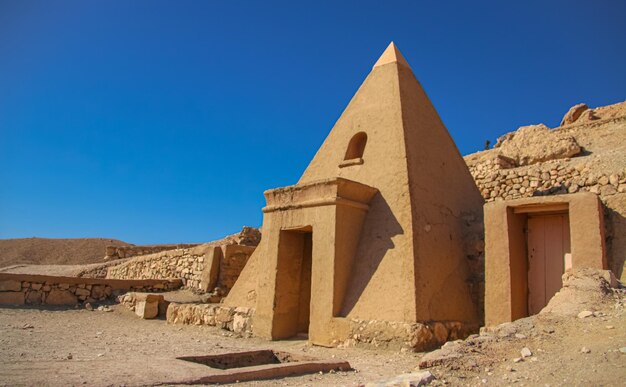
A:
173 350 351 384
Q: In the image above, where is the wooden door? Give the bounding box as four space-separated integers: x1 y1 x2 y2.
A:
527 214 571 315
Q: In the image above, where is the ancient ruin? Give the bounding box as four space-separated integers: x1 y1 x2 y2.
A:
223 42 484 350
1 41 625 385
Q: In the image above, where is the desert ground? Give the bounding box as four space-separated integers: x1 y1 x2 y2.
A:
1 277 624 387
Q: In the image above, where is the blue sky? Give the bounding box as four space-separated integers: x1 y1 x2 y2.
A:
1 1 625 244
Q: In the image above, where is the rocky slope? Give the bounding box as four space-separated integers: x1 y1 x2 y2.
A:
418 269 626 386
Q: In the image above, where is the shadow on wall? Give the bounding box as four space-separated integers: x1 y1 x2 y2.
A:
605 204 626 280
338 192 403 316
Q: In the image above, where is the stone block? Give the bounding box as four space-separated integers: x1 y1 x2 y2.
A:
133 294 164 319
25 290 42 304
90 285 105 299
0 291 25 305
75 288 91 297
135 300 158 319
46 289 78 305
0 280 22 292
232 314 249 333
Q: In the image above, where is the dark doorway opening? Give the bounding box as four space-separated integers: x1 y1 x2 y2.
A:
273 228 313 339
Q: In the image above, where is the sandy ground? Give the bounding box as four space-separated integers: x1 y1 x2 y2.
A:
1 290 625 387
0 264 99 277
0 305 420 387
0 238 130 268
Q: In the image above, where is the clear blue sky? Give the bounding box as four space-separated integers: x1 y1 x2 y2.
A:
1 1 625 244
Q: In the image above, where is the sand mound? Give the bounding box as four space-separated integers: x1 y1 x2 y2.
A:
0 237 131 268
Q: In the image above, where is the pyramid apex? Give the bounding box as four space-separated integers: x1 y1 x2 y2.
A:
373 42 411 69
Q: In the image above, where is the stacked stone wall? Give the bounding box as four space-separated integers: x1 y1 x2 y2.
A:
0 273 181 306
106 245 209 289
340 319 477 352
105 244 256 295
467 156 626 280
469 158 625 203
166 303 254 335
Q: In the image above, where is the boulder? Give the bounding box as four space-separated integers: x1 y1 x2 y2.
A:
25 290 42 304
418 341 462 369
560 103 588 126
90 285 105 299
576 109 599 122
497 124 581 166
365 371 434 386
75 288 91 297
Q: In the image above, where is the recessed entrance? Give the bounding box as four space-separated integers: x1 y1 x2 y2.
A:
179 350 300 370
527 213 571 314
485 193 607 326
272 228 313 339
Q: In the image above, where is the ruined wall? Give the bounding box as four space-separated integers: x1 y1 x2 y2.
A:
106 245 210 289
106 243 256 295
166 303 254 335
0 273 181 306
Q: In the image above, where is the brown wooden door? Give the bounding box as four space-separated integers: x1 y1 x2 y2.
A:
527 214 571 315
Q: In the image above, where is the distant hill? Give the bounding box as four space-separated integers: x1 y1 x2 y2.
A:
0 237 132 268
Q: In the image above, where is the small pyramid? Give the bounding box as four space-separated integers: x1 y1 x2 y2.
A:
373 41 411 69
226 42 483 331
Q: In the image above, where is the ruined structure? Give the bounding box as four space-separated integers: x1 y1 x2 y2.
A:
466 101 626 326
224 42 484 350
484 193 607 325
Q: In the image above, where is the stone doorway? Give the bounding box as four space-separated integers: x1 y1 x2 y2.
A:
272 227 313 339
527 213 571 315
485 193 607 326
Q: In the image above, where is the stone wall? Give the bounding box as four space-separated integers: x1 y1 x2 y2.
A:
0 273 182 306
104 244 200 260
166 303 254 335
105 243 256 296
103 227 261 262
468 157 625 203
339 319 478 352
467 154 626 277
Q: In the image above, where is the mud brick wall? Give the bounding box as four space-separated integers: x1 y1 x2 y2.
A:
0 273 182 306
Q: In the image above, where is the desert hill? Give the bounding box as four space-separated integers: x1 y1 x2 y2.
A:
0 237 131 268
